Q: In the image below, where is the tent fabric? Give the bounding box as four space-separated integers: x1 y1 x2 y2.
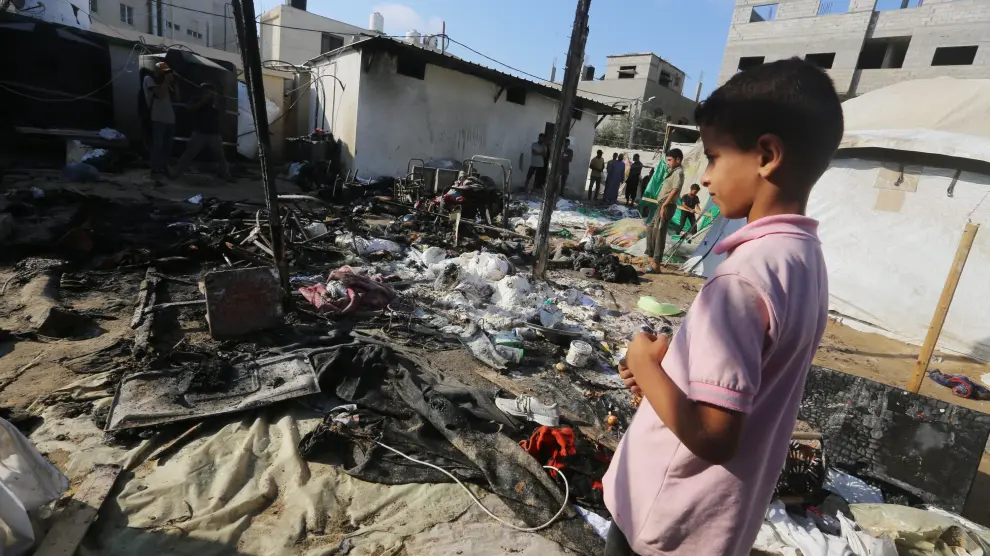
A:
840 78 990 164
808 158 990 362
842 78 990 139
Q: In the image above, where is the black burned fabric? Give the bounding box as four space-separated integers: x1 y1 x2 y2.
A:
298 339 604 554
572 252 638 284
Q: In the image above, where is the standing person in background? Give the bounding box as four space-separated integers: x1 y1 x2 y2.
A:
559 139 574 196
524 133 548 194
625 154 644 206
604 153 625 205
174 83 232 182
144 62 177 184
643 148 684 271
678 184 704 236
588 149 606 201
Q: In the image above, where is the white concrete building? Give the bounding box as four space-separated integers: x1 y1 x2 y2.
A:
719 0 990 98
305 37 622 196
89 0 238 53
260 4 375 65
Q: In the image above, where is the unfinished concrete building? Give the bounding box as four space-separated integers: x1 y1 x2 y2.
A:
577 53 698 125
718 0 990 98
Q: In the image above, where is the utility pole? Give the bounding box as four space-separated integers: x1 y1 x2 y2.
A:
232 0 290 301
533 0 590 279
694 71 704 103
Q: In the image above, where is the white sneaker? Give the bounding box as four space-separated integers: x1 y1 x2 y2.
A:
496 395 560 427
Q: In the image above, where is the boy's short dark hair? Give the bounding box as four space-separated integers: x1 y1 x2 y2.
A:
690 184 701 192
694 57 843 187
667 148 683 160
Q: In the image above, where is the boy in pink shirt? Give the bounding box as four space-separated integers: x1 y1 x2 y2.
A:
602 58 844 555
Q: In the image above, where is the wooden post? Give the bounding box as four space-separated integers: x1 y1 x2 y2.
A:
533 0 591 278
907 222 980 393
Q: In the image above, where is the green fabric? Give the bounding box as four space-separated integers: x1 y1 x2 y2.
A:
638 159 668 221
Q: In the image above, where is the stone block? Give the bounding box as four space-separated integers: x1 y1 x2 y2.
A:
799 366 990 512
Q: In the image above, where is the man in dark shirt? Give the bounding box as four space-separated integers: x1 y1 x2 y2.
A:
624 153 643 205
678 183 703 235
175 83 231 180
558 138 574 196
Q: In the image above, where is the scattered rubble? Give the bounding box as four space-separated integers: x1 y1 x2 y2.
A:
0 178 987 556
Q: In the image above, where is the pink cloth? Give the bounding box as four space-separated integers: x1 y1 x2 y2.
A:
603 214 828 555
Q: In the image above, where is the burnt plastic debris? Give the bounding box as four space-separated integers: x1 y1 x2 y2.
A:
298 337 605 555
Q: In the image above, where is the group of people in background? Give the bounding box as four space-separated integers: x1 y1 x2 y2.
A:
586 149 651 206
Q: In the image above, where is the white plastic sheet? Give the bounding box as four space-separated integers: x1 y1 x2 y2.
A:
236 82 281 160
1 418 69 556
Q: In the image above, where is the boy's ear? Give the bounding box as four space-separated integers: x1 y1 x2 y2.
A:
756 133 784 179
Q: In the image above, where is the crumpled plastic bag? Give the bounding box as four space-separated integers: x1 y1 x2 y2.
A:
851 503 990 552
1 417 69 556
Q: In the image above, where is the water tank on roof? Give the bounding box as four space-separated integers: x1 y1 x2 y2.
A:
405 30 421 45
286 0 307 10
369 12 384 33
583 65 595 81
423 35 439 51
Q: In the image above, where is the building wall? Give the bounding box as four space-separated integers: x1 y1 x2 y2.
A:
89 0 237 53
260 5 370 66
577 78 697 127
309 50 364 173
718 0 990 97
603 54 686 93
319 50 598 196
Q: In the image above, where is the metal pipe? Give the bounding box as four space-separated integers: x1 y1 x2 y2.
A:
232 0 290 304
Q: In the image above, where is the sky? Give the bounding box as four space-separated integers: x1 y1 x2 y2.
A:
254 0 737 100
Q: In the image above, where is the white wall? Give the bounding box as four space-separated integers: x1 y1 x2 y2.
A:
260 5 369 65
335 50 599 196
310 49 363 172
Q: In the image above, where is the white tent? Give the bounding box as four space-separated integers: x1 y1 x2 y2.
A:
687 77 990 362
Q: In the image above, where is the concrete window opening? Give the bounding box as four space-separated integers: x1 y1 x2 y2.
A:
396 55 426 80
119 3 133 25
737 56 765 72
659 70 673 87
321 33 344 55
817 0 850 15
750 4 778 22
932 46 979 66
875 0 923 10
506 87 527 105
857 37 911 69
618 65 636 79
805 52 836 69
90 0 98 13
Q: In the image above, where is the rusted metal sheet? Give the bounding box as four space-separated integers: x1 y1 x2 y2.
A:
203 267 283 338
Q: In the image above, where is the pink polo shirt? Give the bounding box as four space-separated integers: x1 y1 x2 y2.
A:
603 214 828 556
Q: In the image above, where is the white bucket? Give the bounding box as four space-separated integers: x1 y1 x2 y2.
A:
566 340 593 367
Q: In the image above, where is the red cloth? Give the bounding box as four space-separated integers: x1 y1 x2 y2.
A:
519 426 576 477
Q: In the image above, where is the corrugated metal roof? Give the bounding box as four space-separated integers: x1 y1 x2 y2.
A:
307 36 626 116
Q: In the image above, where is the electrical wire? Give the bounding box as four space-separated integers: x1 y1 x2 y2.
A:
372 438 570 532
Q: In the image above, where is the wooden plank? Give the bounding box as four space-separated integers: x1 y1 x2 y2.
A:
34 464 122 556
908 222 980 393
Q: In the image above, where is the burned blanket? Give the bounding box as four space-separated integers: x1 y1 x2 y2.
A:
297 336 603 554
298 266 395 313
